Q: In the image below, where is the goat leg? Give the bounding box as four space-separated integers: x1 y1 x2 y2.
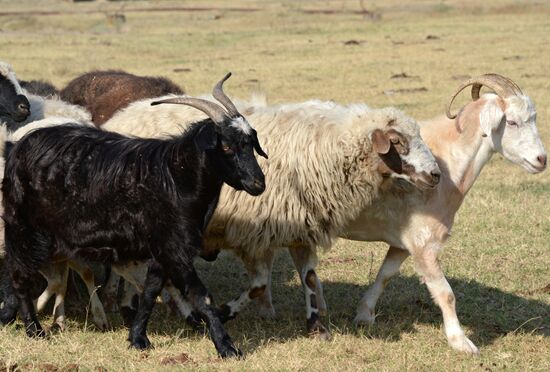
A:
172 266 241 359
412 246 479 355
128 259 165 349
217 250 274 323
355 246 409 325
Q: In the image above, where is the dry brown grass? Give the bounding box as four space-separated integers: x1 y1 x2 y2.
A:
0 0 549 370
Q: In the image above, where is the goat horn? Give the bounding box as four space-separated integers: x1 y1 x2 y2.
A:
446 74 523 119
212 72 240 118
151 96 228 125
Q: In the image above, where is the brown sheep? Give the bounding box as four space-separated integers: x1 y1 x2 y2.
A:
59 70 184 126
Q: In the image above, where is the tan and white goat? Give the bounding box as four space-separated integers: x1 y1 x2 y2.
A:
344 74 546 353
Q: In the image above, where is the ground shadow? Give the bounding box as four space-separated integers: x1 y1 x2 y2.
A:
133 253 550 353
3 252 548 355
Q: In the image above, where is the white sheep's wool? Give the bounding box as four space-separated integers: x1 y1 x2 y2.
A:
102 96 424 258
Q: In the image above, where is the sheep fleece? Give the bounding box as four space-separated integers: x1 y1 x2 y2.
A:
104 99 417 259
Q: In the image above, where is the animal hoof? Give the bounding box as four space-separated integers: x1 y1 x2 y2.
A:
353 310 376 326
307 318 331 341
218 344 243 359
130 335 152 350
258 305 276 319
186 312 206 333
26 322 46 338
448 334 480 355
94 319 110 331
50 321 65 333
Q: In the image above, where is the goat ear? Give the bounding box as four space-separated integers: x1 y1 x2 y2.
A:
479 100 505 136
371 129 391 154
252 130 268 159
194 124 218 151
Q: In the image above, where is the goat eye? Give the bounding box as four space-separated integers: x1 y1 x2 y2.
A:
506 120 518 126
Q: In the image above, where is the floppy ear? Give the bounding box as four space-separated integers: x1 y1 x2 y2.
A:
371 129 391 154
479 100 505 137
252 130 268 159
194 124 218 151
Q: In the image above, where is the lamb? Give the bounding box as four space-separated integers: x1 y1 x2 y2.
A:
60 70 184 126
0 73 267 358
91 96 439 338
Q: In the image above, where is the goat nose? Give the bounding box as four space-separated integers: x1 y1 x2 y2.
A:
254 179 265 189
537 154 547 168
18 103 30 113
430 170 441 184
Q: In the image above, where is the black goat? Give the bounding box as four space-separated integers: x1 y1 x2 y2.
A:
0 62 30 129
1 73 266 358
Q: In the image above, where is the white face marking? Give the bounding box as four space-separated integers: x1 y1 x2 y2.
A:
402 136 440 177
482 95 547 173
389 129 440 186
230 116 253 135
0 62 24 95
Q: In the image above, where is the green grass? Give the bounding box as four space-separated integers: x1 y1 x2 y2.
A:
0 0 549 370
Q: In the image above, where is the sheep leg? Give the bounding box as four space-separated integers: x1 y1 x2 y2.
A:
255 252 275 318
113 261 147 327
127 259 165 350
69 260 110 330
37 261 69 331
217 251 274 322
114 261 201 329
354 246 409 325
120 279 140 327
288 245 327 315
164 283 203 330
412 247 479 355
36 262 66 311
102 269 121 312
288 246 330 341
175 267 241 358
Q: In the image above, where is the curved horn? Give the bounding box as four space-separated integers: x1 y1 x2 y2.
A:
446 74 523 119
151 97 228 125
212 72 240 117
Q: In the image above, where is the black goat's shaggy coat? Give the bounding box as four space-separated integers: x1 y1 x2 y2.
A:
1 121 265 358
60 70 184 126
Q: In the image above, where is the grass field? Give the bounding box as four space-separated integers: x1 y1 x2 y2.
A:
0 0 549 370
